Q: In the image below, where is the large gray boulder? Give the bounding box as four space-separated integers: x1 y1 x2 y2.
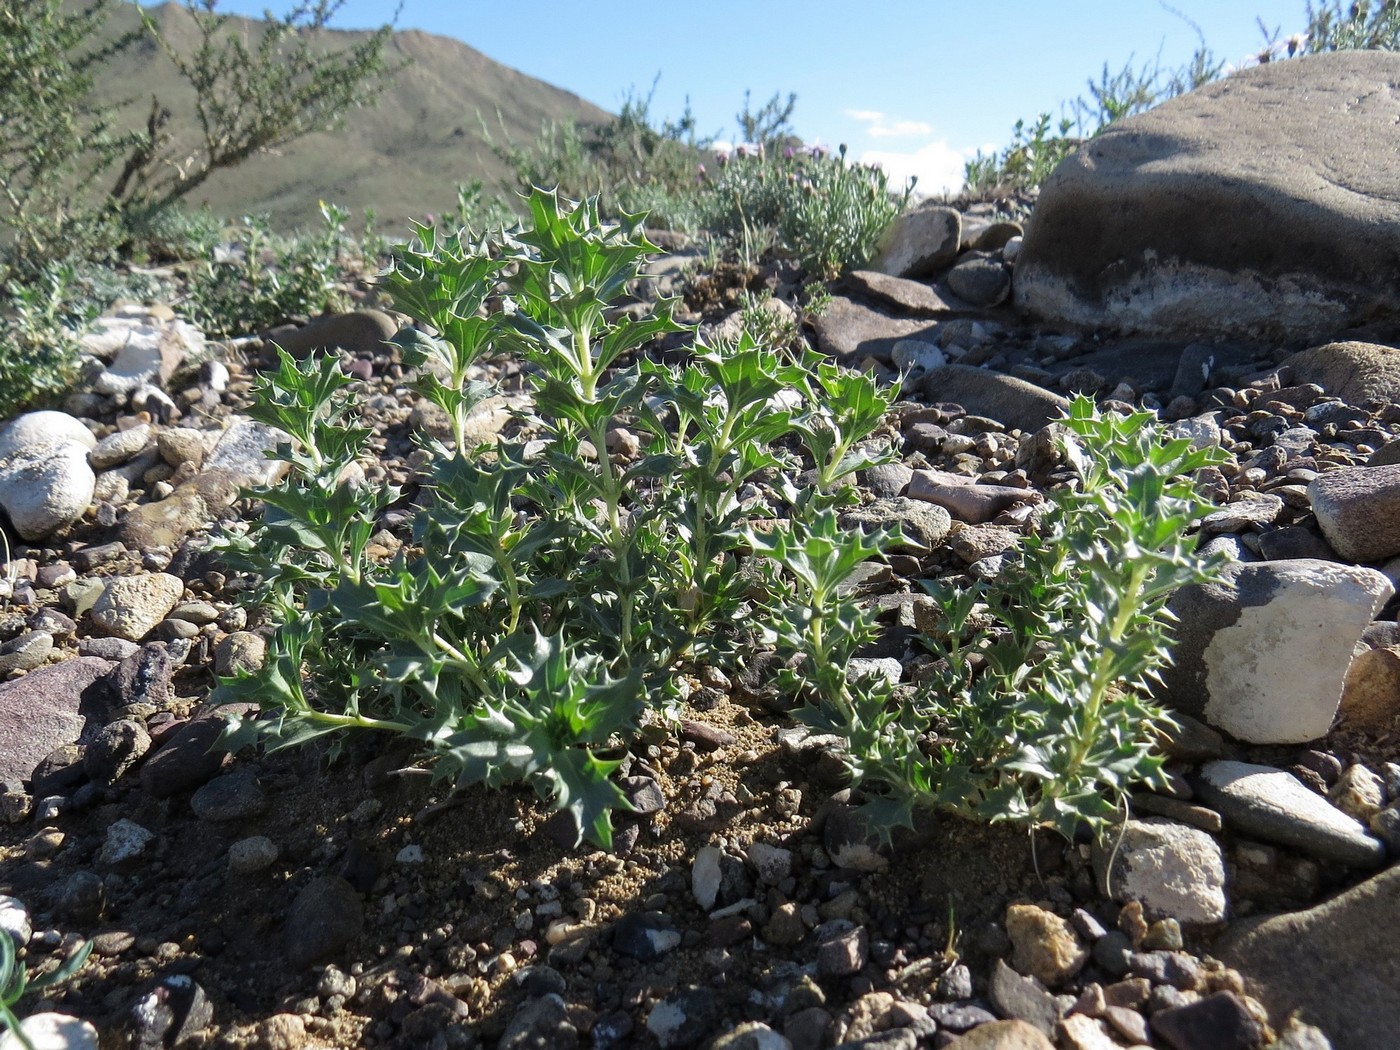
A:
1015 52 1400 342
1218 865 1400 1050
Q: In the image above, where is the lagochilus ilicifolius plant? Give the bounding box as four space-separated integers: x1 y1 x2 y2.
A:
215 187 896 847
749 396 1227 841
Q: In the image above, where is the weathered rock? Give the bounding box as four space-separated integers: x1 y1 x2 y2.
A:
839 497 951 552
946 255 1011 307
1195 760 1385 868
1339 646 1400 731
269 309 397 358
1091 818 1228 924
89 424 152 470
918 366 1069 433
1159 560 1392 743
0 657 113 785
90 573 185 641
118 487 210 550
907 470 1043 524
1149 992 1267 1050
942 1020 1054 1050
285 875 364 968
201 419 291 493
1004 904 1088 986
0 443 96 540
988 959 1058 1035
139 712 232 798
1309 464 1400 563
871 202 961 279
844 270 960 316
1283 341 1400 406
1016 52 1400 342
0 411 95 459
813 297 939 364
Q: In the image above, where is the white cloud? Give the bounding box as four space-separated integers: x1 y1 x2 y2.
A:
868 119 934 139
860 139 980 197
845 108 936 141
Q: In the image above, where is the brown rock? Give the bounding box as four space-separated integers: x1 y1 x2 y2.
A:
945 1019 1055 1050
1339 646 1400 730
1005 903 1089 986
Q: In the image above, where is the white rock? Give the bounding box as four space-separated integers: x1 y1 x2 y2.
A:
97 818 154 867
0 1012 100 1050
0 411 95 459
1162 560 1394 743
692 845 723 911
0 894 30 946
1092 818 1228 924
90 573 185 641
89 424 152 470
891 339 947 374
0 444 96 540
203 419 291 489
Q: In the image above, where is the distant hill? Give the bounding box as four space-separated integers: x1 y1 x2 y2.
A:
88 2 613 231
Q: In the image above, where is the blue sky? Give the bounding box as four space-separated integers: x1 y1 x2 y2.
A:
174 1 1303 193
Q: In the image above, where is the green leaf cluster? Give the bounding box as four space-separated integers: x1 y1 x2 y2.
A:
751 397 1228 841
216 187 895 847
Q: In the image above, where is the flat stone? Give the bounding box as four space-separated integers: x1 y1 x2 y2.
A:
1309 464 1400 562
269 309 397 359
870 202 961 279
90 573 185 641
918 366 1069 433
1283 340 1400 406
1015 52 1400 342
139 712 233 798
119 486 210 549
813 297 939 364
0 657 114 785
1150 992 1267 1050
907 470 1043 524
1160 560 1392 743
941 1020 1055 1050
1091 818 1227 925
1195 760 1385 868
839 497 952 552
1220 865 1399 1048
988 959 1058 1035
844 270 960 316
202 419 291 491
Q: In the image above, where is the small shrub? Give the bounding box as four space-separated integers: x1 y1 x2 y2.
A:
751 398 1228 841
214 188 894 847
181 202 355 338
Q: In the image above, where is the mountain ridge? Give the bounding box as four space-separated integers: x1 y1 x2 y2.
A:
88 2 613 230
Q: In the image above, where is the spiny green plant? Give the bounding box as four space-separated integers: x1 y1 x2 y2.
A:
1 931 92 1050
750 397 1227 841
215 187 894 847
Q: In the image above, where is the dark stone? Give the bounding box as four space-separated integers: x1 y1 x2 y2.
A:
111 643 178 709
0 657 115 786
139 712 232 799
987 958 1058 1036
1150 991 1267 1050
129 974 213 1050
611 912 679 961
83 718 152 786
284 876 364 969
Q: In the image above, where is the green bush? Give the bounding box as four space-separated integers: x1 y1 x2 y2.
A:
180 203 356 338
750 400 1227 840
214 189 894 846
